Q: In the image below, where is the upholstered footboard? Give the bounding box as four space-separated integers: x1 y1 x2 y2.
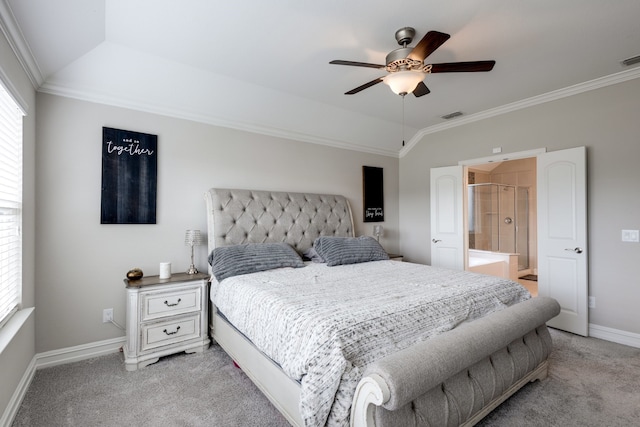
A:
351 296 561 427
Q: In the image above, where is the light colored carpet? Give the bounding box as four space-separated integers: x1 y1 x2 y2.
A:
12 328 640 426
12 345 290 427
477 328 640 426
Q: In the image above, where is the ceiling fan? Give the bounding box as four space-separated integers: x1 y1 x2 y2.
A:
330 27 495 97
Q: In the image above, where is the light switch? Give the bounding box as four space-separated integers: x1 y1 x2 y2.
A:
621 229 640 242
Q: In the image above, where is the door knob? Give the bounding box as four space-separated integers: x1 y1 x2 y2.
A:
564 247 583 254
432 239 442 243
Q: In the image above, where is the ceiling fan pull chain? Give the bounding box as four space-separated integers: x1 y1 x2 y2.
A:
402 94 406 147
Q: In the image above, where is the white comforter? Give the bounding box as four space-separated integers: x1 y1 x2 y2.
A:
211 260 530 427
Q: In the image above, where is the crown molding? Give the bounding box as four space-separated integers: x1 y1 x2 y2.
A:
38 81 399 158
399 67 640 158
41 66 640 160
29 65 640 161
0 54 28 114
0 0 43 88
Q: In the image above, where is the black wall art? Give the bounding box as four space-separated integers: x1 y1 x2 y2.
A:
101 127 157 224
363 166 384 222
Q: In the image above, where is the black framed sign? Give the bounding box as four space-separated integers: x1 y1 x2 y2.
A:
363 166 384 222
100 127 157 224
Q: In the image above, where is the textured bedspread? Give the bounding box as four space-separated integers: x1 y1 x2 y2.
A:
211 260 530 427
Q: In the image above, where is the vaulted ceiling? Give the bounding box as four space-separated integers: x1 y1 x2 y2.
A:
3 0 640 156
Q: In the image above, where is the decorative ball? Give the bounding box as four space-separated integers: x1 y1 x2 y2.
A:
126 268 144 280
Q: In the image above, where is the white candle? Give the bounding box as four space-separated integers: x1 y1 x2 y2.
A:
159 262 171 279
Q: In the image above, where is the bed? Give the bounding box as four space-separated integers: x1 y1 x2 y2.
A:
204 188 560 427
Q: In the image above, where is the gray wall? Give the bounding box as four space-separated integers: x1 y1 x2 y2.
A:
34 93 399 352
0 31 36 419
400 77 640 335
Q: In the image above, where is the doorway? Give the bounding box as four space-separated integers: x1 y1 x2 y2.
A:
465 157 538 296
430 146 588 335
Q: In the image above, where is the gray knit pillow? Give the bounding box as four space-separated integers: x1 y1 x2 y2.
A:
313 236 389 266
209 242 304 281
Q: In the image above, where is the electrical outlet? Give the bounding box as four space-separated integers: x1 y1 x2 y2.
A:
621 229 639 242
588 296 596 309
103 308 113 323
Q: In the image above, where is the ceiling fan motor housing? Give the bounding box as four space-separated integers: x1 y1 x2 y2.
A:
386 48 424 72
387 27 421 72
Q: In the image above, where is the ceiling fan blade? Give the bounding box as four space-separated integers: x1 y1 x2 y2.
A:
407 31 450 61
412 81 431 97
429 61 496 73
330 60 385 69
344 77 384 95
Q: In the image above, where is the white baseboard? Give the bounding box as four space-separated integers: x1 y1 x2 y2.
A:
2 336 125 427
36 336 126 369
0 356 36 427
589 323 640 349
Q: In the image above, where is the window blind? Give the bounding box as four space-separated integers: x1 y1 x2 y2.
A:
0 84 23 327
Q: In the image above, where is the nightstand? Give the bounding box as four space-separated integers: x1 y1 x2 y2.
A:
123 272 210 371
387 253 403 261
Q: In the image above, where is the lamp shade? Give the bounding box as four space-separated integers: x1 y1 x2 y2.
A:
383 70 425 95
184 229 202 246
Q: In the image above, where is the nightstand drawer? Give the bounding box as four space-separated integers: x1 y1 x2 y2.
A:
141 314 201 352
142 287 201 320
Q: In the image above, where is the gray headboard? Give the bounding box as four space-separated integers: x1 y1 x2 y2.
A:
204 188 355 257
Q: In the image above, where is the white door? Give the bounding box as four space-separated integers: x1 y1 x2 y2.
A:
537 146 588 336
430 166 464 270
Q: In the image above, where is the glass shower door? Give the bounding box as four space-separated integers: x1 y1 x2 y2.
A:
498 186 516 254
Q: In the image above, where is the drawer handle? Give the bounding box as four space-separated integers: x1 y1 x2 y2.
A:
164 298 181 307
163 326 181 336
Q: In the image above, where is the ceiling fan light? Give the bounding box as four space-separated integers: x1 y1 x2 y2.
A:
383 71 424 95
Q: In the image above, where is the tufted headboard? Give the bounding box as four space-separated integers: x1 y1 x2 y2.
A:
204 188 355 259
